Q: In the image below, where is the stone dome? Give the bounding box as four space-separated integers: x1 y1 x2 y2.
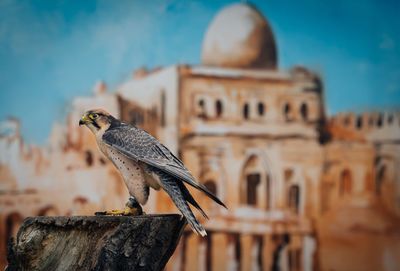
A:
201 3 277 69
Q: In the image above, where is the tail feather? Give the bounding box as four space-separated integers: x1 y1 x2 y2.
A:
184 181 227 209
156 169 207 236
177 181 209 219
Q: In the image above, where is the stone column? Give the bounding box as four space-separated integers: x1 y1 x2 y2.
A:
252 236 262 271
240 234 253 271
291 235 302 271
262 234 276 271
303 235 316 271
212 233 228 271
280 245 289 271
185 233 200 271
276 172 287 210
226 235 237 271
165 235 184 271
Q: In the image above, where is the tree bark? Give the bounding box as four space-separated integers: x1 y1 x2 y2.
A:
6 214 186 271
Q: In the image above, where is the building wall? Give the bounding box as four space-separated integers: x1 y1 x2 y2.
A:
159 67 324 271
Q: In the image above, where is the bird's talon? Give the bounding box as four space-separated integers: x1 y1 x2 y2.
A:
98 204 143 216
122 206 143 216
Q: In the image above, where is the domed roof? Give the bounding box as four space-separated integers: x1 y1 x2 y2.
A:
201 3 277 69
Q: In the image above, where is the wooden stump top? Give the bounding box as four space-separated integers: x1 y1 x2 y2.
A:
7 214 187 271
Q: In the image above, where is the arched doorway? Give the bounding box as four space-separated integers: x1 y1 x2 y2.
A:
243 103 250 119
5 212 23 242
85 150 93 166
240 155 271 209
72 196 89 215
215 100 223 118
258 102 265 116
4 212 23 265
300 103 308 121
283 103 292 121
38 205 59 216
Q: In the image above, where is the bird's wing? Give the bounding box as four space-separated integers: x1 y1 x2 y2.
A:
102 125 226 208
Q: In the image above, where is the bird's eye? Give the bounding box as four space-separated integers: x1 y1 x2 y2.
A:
89 113 99 119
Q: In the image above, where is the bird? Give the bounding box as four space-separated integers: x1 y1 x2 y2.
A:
79 108 226 236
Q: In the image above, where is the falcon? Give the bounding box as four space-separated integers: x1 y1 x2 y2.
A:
79 109 226 236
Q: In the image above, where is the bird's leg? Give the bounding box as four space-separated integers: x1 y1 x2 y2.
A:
98 196 143 216
123 196 144 215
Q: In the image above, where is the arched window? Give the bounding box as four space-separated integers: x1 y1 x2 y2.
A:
243 103 250 119
376 166 387 196
198 99 206 119
85 150 93 166
377 113 383 127
283 103 292 121
257 102 265 116
339 169 352 196
204 180 217 196
215 100 223 117
356 116 363 129
241 155 270 208
246 173 261 206
300 103 308 121
288 184 300 214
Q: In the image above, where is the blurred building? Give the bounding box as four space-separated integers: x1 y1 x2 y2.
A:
1 3 400 271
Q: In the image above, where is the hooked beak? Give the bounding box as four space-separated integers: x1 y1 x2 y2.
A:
79 115 90 126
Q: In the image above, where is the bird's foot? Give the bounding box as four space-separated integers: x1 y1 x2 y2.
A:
95 196 145 216
95 205 144 216
108 206 143 216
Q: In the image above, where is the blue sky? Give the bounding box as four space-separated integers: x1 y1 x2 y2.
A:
0 0 399 144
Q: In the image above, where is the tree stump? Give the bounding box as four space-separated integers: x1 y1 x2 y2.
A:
6 214 186 271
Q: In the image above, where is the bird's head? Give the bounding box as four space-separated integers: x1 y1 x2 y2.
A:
79 109 116 133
